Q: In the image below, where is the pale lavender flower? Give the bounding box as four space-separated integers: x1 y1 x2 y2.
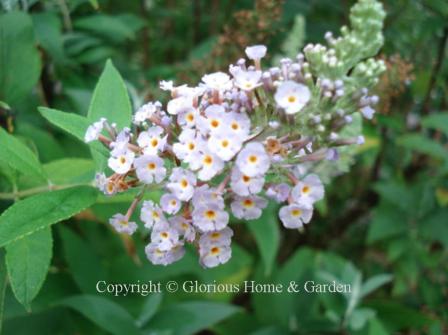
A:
169 216 196 242
166 168 197 201
150 222 180 251
199 244 231 268
134 155 166 184
160 193 181 214
137 126 167 155
201 72 232 91
191 185 225 210
236 142 270 177
108 150 135 174
109 213 138 235
265 183 291 203
140 200 166 228
145 242 185 266
245 45 267 60
279 203 313 229
274 80 311 114
192 203 229 232
230 167 264 196
230 195 267 220
199 227 233 248
85 118 106 142
291 174 324 206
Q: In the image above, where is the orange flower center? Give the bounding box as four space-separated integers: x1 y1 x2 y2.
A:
210 119 219 128
203 155 213 165
180 179 188 188
291 209 302 217
249 155 258 163
210 246 220 255
205 210 217 219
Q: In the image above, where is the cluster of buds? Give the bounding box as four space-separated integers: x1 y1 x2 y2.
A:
84 0 385 268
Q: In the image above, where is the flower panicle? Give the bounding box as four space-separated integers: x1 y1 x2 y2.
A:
85 1 386 268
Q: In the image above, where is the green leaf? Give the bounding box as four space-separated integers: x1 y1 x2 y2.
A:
88 59 132 129
0 12 41 106
361 274 393 298
247 203 280 276
31 12 67 64
88 0 99 9
59 295 140 335
0 128 46 180
59 226 106 294
38 107 91 141
420 209 448 248
15 123 65 163
5 228 53 309
373 182 415 213
148 301 240 335
0 186 97 247
368 318 389 335
397 134 447 160
348 307 375 331
0 250 6 334
86 60 131 168
74 15 136 44
38 107 109 167
421 112 448 136
136 293 163 327
366 300 432 330
367 204 408 244
44 159 95 185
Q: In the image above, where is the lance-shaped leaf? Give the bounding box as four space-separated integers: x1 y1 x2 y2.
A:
88 59 132 128
86 60 132 169
5 228 53 309
38 107 109 167
0 186 97 247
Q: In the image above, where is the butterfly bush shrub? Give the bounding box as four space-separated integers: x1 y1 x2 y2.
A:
85 0 385 268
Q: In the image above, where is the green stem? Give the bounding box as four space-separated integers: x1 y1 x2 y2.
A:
0 183 91 200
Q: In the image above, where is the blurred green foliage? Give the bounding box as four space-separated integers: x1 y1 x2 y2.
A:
0 0 447 334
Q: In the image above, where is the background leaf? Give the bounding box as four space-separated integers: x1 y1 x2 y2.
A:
5 228 53 309
247 203 280 276
421 112 448 136
0 186 97 247
397 134 447 160
361 274 393 298
0 128 46 180
0 250 6 334
148 301 240 335
0 11 41 106
59 226 106 294
136 293 163 327
59 295 141 335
